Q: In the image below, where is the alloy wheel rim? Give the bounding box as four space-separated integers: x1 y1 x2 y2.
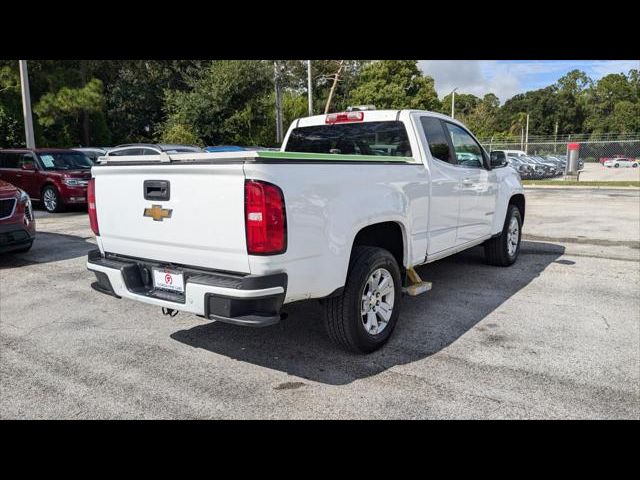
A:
44 189 57 211
360 268 395 335
507 216 519 257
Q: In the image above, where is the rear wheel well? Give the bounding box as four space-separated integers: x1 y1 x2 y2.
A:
509 194 525 224
351 222 404 271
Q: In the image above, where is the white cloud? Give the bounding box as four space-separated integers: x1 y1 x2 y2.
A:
419 60 521 103
418 60 640 104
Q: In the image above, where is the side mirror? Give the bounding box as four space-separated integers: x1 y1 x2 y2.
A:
21 162 36 171
490 151 508 168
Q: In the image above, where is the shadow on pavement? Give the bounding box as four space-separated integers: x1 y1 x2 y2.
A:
171 240 565 385
0 232 95 268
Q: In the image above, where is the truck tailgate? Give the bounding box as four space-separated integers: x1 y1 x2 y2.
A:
93 163 250 273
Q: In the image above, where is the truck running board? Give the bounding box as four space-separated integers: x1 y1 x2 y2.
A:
403 268 432 297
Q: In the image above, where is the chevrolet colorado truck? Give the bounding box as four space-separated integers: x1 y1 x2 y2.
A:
87 109 525 352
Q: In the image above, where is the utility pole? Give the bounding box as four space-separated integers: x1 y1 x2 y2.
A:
307 60 313 116
520 127 524 151
19 60 35 148
451 88 458 119
274 61 283 144
554 120 559 153
324 60 344 114
524 113 529 154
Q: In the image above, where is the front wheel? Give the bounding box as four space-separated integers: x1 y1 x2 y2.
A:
322 246 402 353
632 163 638 168
614 163 620 168
484 204 522 266
42 186 63 213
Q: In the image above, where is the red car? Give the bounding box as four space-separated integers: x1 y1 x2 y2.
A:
0 148 92 213
0 179 36 253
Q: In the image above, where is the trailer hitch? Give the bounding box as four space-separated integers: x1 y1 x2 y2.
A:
162 307 179 317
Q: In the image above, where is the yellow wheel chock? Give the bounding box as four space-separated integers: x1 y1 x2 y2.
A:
404 267 432 296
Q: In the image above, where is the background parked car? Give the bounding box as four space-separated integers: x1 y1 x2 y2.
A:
0 179 36 253
204 145 271 152
599 155 636 165
73 147 110 164
0 149 92 213
106 144 204 156
604 158 639 168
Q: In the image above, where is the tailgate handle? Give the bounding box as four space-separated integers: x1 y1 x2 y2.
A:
144 180 170 201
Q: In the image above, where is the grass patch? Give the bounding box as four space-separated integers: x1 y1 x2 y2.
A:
523 180 640 187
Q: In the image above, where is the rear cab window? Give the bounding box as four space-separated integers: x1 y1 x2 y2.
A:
284 121 412 158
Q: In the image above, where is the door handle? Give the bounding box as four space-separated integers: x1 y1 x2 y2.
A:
462 178 473 185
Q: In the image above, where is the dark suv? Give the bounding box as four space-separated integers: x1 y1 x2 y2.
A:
0 149 93 213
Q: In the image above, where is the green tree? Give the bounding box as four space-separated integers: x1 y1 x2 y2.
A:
33 78 106 146
348 60 441 111
440 92 481 117
159 61 274 146
584 70 639 133
0 61 23 147
457 94 501 138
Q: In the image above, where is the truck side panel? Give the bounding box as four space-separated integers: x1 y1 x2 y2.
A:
243 161 429 303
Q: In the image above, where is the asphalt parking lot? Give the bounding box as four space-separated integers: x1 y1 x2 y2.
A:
546 162 640 182
1 188 638 419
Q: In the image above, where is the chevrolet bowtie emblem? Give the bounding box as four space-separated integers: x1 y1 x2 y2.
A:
143 204 172 221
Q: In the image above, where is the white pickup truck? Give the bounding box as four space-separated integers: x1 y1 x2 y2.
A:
87 109 525 352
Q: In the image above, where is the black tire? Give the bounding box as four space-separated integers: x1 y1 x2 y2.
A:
14 241 33 253
42 185 63 213
484 204 522 267
322 246 402 353
632 163 638 168
614 163 619 168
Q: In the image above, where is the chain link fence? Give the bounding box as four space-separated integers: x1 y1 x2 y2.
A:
478 134 640 163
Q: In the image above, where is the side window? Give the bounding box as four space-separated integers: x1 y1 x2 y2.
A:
1 153 20 169
142 148 161 155
444 123 485 168
20 154 36 168
420 116 455 164
110 148 142 156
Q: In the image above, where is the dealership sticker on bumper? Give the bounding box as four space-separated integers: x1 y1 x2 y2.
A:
153 268 184 293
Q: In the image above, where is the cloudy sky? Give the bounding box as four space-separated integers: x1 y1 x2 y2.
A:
418 60 639 103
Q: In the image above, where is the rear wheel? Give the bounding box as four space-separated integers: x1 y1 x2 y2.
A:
614 163 620 168
42 186 63 213
322 246 402 353
484 204 522 266
632 163 638 168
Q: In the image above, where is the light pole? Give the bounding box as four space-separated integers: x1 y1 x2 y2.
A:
19 60 35 148
274 61 283 144
450 88 458 119
524 113 529 154
307 60 313 116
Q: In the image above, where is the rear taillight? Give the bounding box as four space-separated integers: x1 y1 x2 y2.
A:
88 178 99 236
245 180 286 255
